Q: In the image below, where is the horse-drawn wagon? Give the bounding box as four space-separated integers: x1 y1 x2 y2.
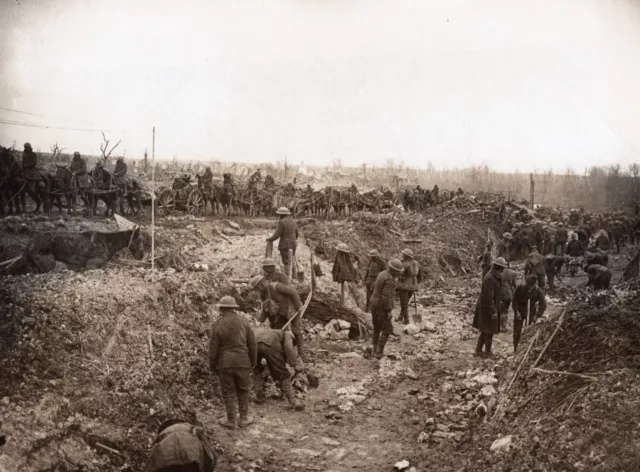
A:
154 174 206 217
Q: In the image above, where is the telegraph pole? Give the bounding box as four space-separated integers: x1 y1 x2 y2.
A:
530 173 535 209
151 126 155 270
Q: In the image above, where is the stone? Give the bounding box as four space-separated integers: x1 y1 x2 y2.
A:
432 430 450 439
423 321 437 332
424 417 435 426
490 435 513 452
226 221 241 231
325 447 348 462
337 320 351 330
408 388 420 395
405 368 419 380
417 431 429 443
480 385 496 398
403 324 421 335
394 459 410 471
321 437 341 447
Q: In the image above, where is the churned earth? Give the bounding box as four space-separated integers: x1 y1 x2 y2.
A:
0 211 637 471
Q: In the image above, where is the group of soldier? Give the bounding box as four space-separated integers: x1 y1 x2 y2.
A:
473 213 627 358
0 142 132 214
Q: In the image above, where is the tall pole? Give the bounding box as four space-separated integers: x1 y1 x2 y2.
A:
530 173 535 209
151 127 155 270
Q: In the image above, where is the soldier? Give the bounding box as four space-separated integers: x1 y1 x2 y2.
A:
512 275 546 351
146 419 217 472
261 258 289 285
524 246 546 289
542 225 553 255
500 267 517 332
545 254 566 291
478 241 493 278
566 233 584 258
395 248 421 324
585 264 612 290
70 151 87 177
114 157 130 195
21 142 42 208
554 223 568 255
266 207 299 278
364 249 386 312
208 296 257 430
249 275 305 358
369 259 403 359
473 257 508 358
253 328 304 411
496 233 512 267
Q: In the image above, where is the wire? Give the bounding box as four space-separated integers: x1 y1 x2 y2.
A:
0 118 148 134
0 106 99 126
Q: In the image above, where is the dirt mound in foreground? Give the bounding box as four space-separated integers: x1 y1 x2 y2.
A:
437 285 640 471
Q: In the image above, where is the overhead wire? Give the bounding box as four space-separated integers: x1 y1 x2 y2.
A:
0 118 148 134
0 106 100 126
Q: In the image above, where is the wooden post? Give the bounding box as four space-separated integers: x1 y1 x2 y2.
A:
151 126 155 270
340 281 345 305
530 173 535 209
288 248 293 283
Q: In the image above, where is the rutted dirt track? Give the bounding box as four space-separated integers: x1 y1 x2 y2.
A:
1 212 638 471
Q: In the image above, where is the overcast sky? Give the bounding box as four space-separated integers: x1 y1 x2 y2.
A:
1 0 640 172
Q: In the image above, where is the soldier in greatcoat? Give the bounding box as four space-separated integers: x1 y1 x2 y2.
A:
472 257 507 358
266 206 299 278
369 259 403 359
208 296 257 430
364 249 386 312
395 248 421 324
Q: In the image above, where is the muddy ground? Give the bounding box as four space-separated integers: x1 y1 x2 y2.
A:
0 211 638 472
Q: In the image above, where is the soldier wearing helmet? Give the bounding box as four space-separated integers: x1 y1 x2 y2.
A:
473 257 508 358
21 142 43 207
261 257 289 285
496 233 512 268
511 274 546 351
252 328 305 411
114 157 130 195
368 259 404 359
266 206 299 277
364 249 386 313
208 296 257 430
395 248 421 324
249 274 305 359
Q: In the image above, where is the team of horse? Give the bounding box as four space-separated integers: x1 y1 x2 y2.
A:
0 146 143 218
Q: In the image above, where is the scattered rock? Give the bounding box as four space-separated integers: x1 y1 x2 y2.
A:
321 437 341 447
479 385 496 398
325 447 348 462
226 221 241 231
422 321 437 332
408 388 420 395
394 459 410 471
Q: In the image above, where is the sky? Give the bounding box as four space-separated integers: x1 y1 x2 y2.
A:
1 0 640 172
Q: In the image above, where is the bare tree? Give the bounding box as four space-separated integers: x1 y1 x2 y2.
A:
50 142 66 161
100 132 121 164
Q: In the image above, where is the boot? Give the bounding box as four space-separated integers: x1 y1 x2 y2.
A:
474 334 484 357
375 333 389 359
254 375 266 404
484 334 494 358
282 378 305 411
238 394 254 428
219 395 237 430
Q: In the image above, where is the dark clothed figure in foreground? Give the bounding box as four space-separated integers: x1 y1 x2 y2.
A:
369 259 403 359
473 257 508 358
512 275 547 351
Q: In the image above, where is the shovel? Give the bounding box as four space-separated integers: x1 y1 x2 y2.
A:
265 240 273 258
411 292 422 324
294 254 305 283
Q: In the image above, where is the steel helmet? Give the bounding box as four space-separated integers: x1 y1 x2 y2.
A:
73 151 81 158
368 249 380 257
388 259 403 272
276 207 290 215
24 142 32 150
336 243 350 253
262 258 276 267
217 296 239 308
492 257 508 268
401 248 414 258
249 275 264 289
503 232 513 240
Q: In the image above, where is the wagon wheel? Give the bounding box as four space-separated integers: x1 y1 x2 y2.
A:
156 188 175 217
187 188 205 217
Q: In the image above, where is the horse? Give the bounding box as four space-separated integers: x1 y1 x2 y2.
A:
54 165 94 215
90 167 119 217
9 227 145 274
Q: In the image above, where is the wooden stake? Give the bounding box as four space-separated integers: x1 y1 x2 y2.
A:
340 281 345 305
507 330 539 391
530 309 566 370
102 315 128 358
531 367 598 381
288 248 293 283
